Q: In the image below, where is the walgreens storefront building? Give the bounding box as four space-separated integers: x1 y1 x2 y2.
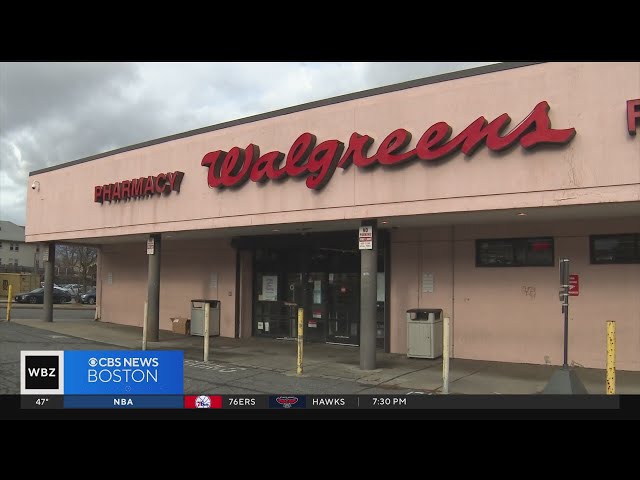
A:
26 62 640 371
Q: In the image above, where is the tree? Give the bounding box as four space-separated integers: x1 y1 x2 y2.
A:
55 244 98 291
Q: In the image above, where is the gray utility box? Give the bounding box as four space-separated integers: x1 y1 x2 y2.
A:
406 308 443 359
190 299 220 337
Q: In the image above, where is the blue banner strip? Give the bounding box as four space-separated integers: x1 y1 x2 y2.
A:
64 395 184 409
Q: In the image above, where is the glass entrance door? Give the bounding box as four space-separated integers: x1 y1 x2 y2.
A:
326 272 360 345
246 231 387 348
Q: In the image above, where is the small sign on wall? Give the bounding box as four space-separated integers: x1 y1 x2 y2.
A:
107 272 113 285
42 248 49 262
146 238 155 255
422 273 434 293
210 273 218 289
358 226 373 250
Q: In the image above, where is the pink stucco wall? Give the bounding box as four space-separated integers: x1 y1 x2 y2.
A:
100 239 236 335
390 217 640 370
26 62 639 242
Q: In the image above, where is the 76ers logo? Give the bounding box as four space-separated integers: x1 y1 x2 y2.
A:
276 396 299 408
195 395 211 408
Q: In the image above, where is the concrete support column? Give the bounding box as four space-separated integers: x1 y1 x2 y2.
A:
43 242 55 323
147 234 161 342
95 246 102 320
360 220 377 370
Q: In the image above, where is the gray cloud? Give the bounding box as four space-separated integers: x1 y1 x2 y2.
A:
0 62 494 225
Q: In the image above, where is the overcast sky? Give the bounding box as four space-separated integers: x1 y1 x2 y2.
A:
0 62 494 226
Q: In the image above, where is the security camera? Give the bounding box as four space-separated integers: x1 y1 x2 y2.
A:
31 181 40 191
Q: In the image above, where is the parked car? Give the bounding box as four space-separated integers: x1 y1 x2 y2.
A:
80 288 96 305
14 287 72 304
60 284 81 296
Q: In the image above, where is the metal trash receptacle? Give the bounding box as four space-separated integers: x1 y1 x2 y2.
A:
190 299 220 336
406 308 443 359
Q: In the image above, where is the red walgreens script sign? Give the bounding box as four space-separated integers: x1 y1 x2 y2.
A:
201 100 576 190
569 274 579 296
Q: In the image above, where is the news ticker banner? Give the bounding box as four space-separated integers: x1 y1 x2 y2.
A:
20 350 183 396
19 351 620 410
20 394 620 410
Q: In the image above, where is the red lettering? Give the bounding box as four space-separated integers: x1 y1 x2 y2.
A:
144 176 155 196
416 122 453 160
155 173 167 194
420 116 507 159
285 133 316 177
306 140 344 189
201 151 226 188
265 152 286 180
130 179 139 197
168 171 184 192
112 182 121 201
103 184 112 202
628 99 640 136
515 101 576 149
250 151 286 183
338 132 375 168
197 101 575 192
249 152 270 183
94 172 184 204
220 146 255 188
374 129 416 165
121 180 131 199
133 178 146 196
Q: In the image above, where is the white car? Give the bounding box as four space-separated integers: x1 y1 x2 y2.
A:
61 284 81 295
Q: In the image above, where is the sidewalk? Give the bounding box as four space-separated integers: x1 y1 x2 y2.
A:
9 317 640 395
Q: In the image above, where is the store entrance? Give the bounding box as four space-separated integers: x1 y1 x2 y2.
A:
236 231 386 347
286 261 361 346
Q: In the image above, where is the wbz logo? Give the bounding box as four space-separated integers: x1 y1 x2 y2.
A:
20 351 65 395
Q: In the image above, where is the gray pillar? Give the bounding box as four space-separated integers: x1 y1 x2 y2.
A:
43 243 55 323
147 234 161 342
360 220 378 370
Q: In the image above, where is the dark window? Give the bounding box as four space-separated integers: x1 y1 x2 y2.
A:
10 244 14 251
476 237 554 267
590 234 640 264
14 244 18 252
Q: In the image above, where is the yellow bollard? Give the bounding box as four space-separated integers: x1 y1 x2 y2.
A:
297 307 304 375
6 285 12 322
606 321 615 394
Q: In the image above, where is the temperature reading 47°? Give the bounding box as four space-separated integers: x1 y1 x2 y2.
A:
21 395 61 409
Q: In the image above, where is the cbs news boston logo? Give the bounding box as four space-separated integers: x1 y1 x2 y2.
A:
20 350 183 396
